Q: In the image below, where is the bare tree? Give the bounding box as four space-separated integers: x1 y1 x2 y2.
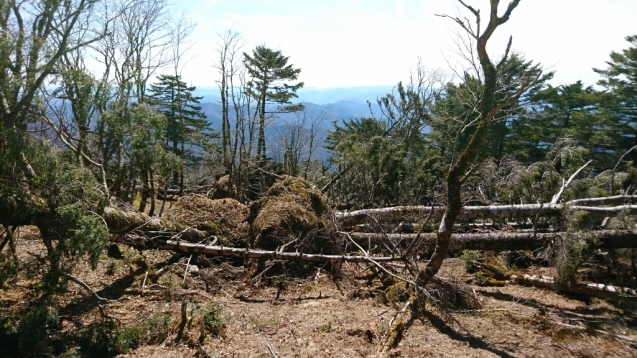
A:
276 108 330 179
416 0 543 285
89 0 174 198
99 0 172 102
169 11 196 78
214 28 245 175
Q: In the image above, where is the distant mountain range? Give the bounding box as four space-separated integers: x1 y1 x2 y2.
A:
295 86 395 105
194 85 395 105
194 86 394 131
194 86 397 160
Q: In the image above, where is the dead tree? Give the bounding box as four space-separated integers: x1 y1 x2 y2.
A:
118 236 402 264
418 0 542 285
347 231 637 252
336 197 637 226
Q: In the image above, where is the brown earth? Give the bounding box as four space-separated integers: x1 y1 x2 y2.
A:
1 228 636 357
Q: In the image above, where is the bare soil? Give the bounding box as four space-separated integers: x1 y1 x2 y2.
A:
1 228 636 358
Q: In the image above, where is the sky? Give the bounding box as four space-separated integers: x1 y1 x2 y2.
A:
173 0 637 90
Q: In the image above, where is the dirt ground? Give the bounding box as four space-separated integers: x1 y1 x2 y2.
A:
1 229 637 358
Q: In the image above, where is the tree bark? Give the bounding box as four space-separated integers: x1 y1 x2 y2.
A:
511 274 637 301
347 230 637 252
418 0 527 286
118 236 403 263
335 196 637 226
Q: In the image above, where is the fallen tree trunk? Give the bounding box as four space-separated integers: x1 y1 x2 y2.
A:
336 200 637 226
511 274 637 301
347 230 637 252
568 195 637 206
116 236 403 263
101 203 637 253
103 207 210 242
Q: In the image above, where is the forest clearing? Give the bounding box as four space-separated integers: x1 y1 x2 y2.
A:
1 0 637 356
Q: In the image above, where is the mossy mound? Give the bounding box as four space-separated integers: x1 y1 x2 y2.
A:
167 195 249 247
249 176 335 253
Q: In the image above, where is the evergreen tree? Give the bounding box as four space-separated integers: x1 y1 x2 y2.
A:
430 54 549 164
148 74 213 191
243 46 304 161
511 81 614 166
594 34 637 165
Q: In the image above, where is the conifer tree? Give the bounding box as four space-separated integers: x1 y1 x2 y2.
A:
594 35 637 165
243 46 304 161
148 74 213 192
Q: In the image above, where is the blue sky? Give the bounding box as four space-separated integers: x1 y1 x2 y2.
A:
173 0 637 89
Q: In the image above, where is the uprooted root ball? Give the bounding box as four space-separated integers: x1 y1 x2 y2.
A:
249 176 336 254
167 195 249 247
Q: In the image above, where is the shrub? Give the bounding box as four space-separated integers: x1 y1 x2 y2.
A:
201 302 226 337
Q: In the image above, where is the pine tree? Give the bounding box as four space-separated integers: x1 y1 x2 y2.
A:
148 74 213 192
243 46 304 161
594 34 637 165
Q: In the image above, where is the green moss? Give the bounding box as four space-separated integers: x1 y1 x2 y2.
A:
200 221 223 235
168 196 250 247
479 277 507 287
250 176 334 253
387 318 405 349
553 327 582 343
385 282 410 302
318 321 332 333
472 252 512 286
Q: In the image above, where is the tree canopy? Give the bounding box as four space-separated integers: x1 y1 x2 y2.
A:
244 45 304 161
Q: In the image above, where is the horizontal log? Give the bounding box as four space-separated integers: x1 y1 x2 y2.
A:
568 195 637 206
511 274 637 300
347 230 637 252
118 236 403 263
336 200 637 226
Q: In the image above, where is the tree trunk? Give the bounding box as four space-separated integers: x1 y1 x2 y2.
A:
148 168 156 216
511 274 637 301
139 170 149 213
347 230 637 252
336 200 637 226
102 207 209 242
117 236 402 263
418 0 525 286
